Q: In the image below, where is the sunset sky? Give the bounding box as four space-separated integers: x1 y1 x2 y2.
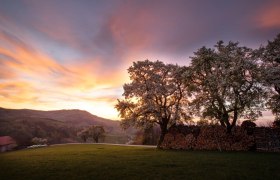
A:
0 0 279 120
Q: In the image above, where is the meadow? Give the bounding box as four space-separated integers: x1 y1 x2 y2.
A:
0 144 279 180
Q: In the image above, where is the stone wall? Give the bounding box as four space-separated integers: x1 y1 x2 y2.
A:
161 125 280 152
254 127 280 152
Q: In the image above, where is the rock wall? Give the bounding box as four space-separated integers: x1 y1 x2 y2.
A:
161 125 280 152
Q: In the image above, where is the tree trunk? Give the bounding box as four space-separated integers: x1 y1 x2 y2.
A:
228 109 238 133
221 113 232 134
275 85 280 95
219 120 226 127
157 123 168 149
226 125 232 134
81 136 87 143
157 131 167 149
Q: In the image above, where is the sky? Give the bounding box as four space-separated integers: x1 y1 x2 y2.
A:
0 0 279 121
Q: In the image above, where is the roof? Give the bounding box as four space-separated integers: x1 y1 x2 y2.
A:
0 136 16 146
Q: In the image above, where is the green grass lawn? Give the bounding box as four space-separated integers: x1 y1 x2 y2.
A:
0 144 279 180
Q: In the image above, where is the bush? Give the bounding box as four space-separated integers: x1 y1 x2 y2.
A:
31 137 48 145
273 119 280 128
241 120 256 129
241 120 256 135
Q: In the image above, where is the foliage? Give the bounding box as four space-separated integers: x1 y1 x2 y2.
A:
273 119 280 128
241 120 256 129
116 60 191 148
0 108 125 146
131 126 160 145
1 144 280 179
196 119 210 126
186 41 266 132
77 129 89 142
241 120 256 135
0 117 77 146
31 137 48 145
259 33 280 120
77 126 105 143
88 126 105 143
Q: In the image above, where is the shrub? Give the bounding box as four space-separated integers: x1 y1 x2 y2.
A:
241 120 256 129
241 120 256 135
31 137 48 145
273 119 280 128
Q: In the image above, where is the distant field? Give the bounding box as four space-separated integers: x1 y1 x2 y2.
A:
0 144 279 180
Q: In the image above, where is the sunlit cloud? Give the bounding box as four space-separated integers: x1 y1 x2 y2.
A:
0 30 122 119
255 2 280 29
0 81 37 103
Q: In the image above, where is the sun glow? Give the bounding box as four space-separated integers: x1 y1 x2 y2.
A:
58 101 120 120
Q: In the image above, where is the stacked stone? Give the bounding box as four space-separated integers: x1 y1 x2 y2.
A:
162 125 255 151
254 127 280 152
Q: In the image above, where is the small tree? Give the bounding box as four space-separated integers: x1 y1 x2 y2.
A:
88 126 105 143
77 129 89 142
116 60 191 148
186 41 266 133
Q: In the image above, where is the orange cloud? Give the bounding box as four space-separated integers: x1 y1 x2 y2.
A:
0 31 125 89
0 81 39 104
0 31 123 119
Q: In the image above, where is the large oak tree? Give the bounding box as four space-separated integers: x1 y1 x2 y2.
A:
186 41 266 132
115 60 191 148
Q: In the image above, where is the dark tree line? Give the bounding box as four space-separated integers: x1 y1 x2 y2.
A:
116 33 280 148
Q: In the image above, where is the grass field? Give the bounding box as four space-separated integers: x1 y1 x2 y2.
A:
0 144 279 180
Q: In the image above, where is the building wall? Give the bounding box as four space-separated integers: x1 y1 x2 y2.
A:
0 146 7 152
0 143 17 152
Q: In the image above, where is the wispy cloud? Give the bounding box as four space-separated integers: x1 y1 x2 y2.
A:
0 30 122 119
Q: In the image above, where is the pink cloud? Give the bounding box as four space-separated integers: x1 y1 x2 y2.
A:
255 2 280 28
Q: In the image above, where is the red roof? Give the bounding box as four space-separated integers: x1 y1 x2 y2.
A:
0 136 16 146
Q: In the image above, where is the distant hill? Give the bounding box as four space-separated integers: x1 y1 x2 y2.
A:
0 107 130 146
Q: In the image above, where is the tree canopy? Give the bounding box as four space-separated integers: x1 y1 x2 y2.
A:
77 125 105 143
115 60 191 148
185 41 266 132
260 33 280 119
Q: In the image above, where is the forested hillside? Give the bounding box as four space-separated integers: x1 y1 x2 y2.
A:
0 107 129 146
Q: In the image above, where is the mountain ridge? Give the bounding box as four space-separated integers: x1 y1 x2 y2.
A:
0 107 119 126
